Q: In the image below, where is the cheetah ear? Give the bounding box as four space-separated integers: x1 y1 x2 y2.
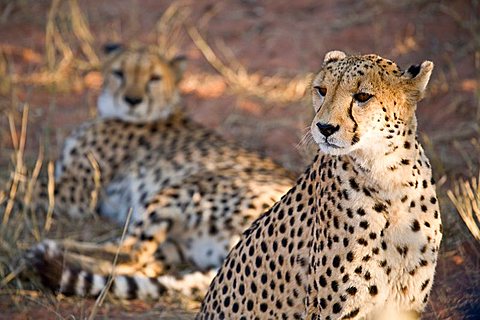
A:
323 50 346 64
169 55 187 83
103 43 124 55
403 61 434 97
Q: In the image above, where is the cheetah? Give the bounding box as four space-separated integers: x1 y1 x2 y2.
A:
197 51 442 320
25 45 294 299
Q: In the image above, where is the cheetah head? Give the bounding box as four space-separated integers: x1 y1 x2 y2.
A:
310 50 433 156
98 44 186 123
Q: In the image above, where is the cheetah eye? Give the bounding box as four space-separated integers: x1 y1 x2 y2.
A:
314 86 327 97
353 92 373 103
112 70 124 79
149 74 162 82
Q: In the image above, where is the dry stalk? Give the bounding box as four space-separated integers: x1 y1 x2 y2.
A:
3 105 29 225
87 208 133 320
447 171 480 241
0 260 26 289
68 0 99 66
45 0 62 72
155 1 190 58
23 145 43 207
44 161 55 232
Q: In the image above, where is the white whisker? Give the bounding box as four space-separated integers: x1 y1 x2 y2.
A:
296 127 315 151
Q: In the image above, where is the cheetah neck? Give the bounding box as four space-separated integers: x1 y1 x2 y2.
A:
345 118 430 198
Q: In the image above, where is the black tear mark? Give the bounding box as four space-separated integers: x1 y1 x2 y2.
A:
348 100 360 145
351 134 359 145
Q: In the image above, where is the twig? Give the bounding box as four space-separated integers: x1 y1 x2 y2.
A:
44 161 55 232
3 105 29 225
0 261 26 289
87 208 133 320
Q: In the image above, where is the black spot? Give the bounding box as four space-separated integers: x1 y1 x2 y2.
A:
346 287 357 295
332 302 342 314
373 203 386 212
223 296 230 307
349 178 359 191
331 280 338 292
359 220 369 229
332 255 340 268
346 251 354 262
357 238 368 246
364 271 371 281
343 308 360 319
319 275 327 287
421 279 430 291
369 285 378 296
232 303 239 313
411 219 421 232
357 208 366 216
260 303 268 312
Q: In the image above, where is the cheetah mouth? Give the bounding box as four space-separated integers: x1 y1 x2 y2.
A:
322 140 342 149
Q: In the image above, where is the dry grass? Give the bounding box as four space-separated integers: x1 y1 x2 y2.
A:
0 0 99 91
448 171 480 240
447 136 480 242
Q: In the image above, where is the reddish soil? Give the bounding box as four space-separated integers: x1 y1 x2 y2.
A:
0 0 479 319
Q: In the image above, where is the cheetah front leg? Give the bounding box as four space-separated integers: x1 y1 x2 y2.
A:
35 238 132 274
31 174 102 218
58 236 137 261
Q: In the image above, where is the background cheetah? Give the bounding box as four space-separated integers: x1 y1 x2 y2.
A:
197 51 442 320
25 45 295 300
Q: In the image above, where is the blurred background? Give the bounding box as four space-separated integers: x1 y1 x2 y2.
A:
0 0 478 318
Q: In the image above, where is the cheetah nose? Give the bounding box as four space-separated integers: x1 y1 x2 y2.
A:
316 122 340 138
124 95 143 107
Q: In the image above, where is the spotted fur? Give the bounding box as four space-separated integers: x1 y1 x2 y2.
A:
197 51 442 320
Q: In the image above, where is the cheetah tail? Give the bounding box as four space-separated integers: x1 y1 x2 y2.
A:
25 240 216 300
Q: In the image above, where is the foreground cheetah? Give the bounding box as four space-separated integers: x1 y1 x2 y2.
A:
25 45 294 299
197 51 442 319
